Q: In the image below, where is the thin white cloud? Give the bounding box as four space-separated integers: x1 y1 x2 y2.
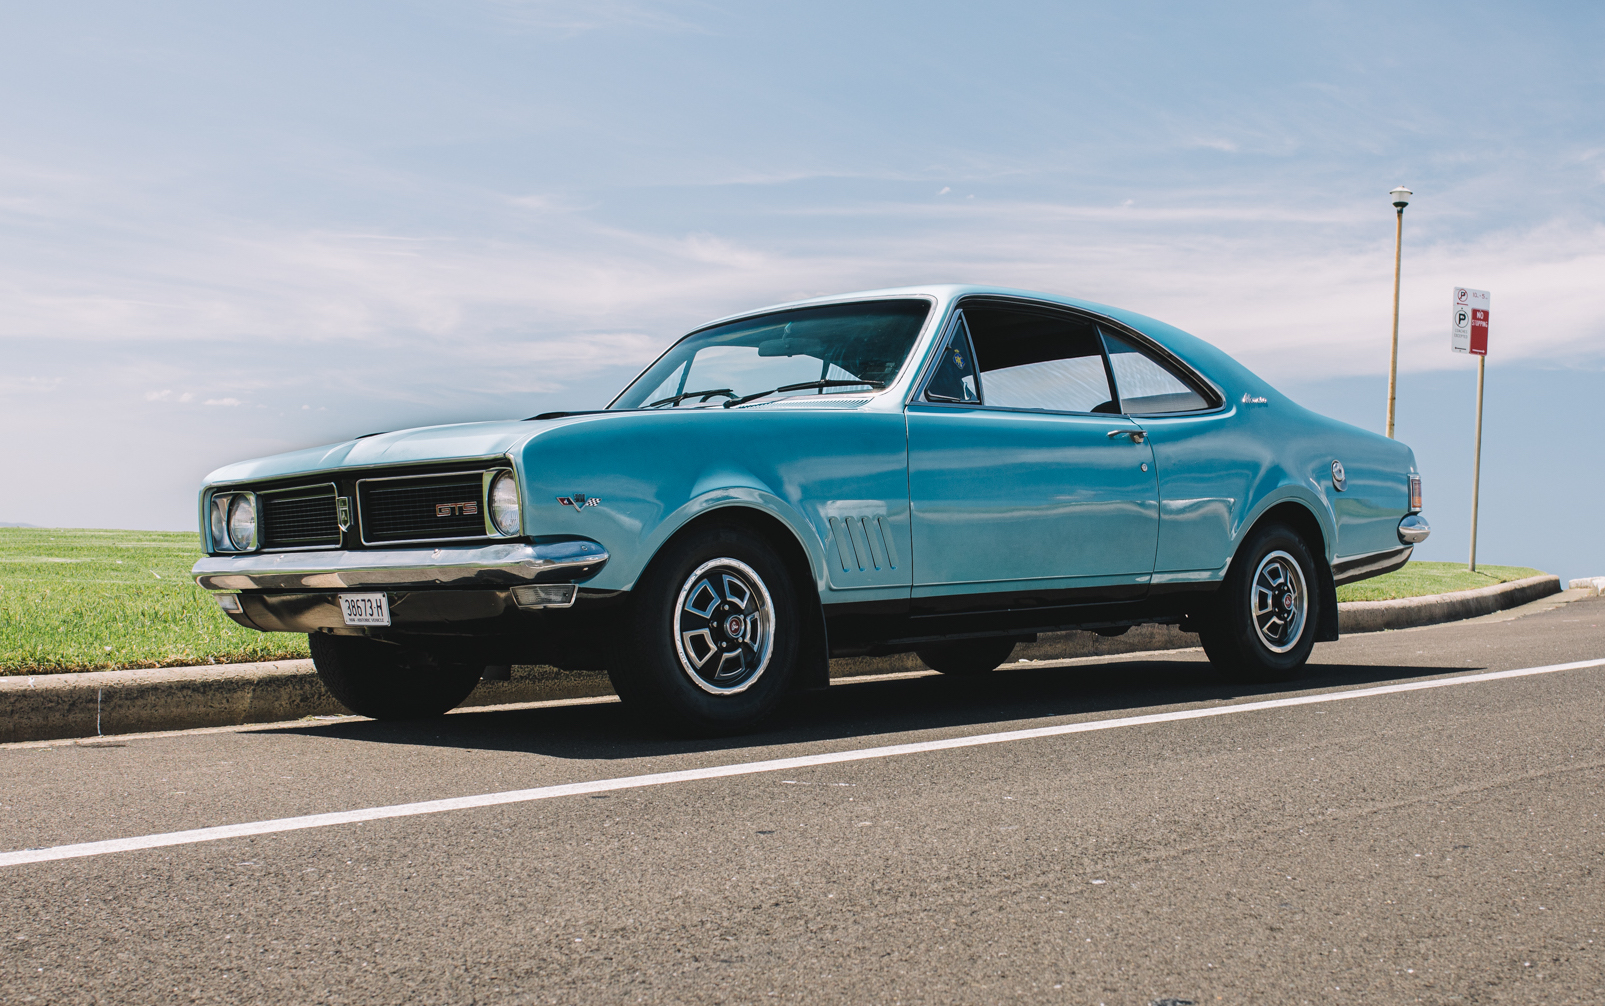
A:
484 0 711 35
5 187 1600 392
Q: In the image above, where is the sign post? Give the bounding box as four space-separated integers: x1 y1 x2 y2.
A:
1452 287 1490 571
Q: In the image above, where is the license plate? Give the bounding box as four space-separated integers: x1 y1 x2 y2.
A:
338 593 391 626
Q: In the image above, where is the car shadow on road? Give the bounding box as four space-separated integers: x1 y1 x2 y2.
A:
261 655 1479 762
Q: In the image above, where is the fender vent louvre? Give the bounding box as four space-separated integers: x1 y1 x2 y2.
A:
829 516 898 572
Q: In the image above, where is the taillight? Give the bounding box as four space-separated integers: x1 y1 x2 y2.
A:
1408 474 1422 513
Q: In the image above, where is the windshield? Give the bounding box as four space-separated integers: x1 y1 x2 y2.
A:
610 299 931 410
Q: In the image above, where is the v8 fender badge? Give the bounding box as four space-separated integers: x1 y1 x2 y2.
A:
1330 460 1347 492
557 494 601 509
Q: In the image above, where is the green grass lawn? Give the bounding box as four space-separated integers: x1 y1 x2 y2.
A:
1333 560 1545 602
0 528 1549 674
0 527 308 674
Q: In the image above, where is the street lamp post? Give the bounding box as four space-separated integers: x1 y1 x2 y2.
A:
1385 186 1412 438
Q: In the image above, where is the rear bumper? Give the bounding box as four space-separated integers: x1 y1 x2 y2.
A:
1332 545 1413 586
192 540 607 592
1397 514 1431 545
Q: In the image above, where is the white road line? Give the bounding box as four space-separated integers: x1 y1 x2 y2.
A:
4 657 1602 868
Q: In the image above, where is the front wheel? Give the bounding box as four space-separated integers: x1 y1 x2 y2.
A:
1199 523 1321 683
308 634 483 719
607 525 801 735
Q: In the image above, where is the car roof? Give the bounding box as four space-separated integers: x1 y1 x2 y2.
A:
691 284 1120 328
686 284 1262 401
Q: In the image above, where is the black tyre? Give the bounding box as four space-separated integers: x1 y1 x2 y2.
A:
308 634 483 719
916 637 1018 676
607 524 800 735
1199 523 1320 683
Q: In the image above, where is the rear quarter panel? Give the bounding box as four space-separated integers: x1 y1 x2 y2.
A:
1108 312 1417 572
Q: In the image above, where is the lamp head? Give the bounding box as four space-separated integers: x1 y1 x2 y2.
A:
1390 186 1412 209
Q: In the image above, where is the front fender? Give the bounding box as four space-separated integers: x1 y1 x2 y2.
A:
509 409 910 599
634 486 829 594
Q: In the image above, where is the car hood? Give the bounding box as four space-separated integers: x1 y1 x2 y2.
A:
201 420 543 485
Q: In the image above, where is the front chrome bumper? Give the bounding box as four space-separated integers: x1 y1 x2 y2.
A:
192 540 608 591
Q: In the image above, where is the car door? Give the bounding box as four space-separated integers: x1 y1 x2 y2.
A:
906 301 1160 613
1097 328 1238 579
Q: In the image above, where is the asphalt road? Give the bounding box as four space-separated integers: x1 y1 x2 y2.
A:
3 597 1603 1005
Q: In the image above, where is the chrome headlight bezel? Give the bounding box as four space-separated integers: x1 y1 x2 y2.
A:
486 470 522 537
208 491 259 552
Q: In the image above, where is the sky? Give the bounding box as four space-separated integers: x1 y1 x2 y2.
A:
2 1 1602 579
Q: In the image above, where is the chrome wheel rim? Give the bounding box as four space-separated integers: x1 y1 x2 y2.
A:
673 557 775 695
1251 549 1307 653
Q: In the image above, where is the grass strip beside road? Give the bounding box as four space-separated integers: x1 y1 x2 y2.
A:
0 528 307 674
1332 560 1545 602
0 528 1549 674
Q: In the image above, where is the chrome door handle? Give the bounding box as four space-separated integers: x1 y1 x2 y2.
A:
1106 429 1146 443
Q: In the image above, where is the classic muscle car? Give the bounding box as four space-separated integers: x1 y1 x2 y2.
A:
193 286 1430 732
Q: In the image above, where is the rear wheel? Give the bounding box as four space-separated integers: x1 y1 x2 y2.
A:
1199 523 1320 683
308 634 483 719
607 525 800 735
916 637 1018 676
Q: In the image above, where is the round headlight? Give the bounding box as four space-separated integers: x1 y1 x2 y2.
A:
210 496 231 551
489 472 520 536
227 495 257 551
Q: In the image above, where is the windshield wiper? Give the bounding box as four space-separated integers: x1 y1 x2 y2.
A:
646 388 737 409
724 379 885 408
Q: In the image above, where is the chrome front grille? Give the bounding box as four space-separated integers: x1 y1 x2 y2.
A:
260 484 341 550
358 471 488 545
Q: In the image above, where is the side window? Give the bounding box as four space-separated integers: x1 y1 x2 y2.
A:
924 314 980 403
1101 330 1211 414
964 304 1117 414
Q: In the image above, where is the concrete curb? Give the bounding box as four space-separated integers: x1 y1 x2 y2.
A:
0 573 1572 744
1335 574 1561 634
1568 577 1605 597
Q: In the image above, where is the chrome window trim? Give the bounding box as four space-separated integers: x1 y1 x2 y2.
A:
905 295 1228 417
921 309 984 406
255 481 343 554
355 468 500 548
1096 326 1225 418
604 293 939 412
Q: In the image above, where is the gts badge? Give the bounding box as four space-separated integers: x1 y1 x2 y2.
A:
557 493 601 511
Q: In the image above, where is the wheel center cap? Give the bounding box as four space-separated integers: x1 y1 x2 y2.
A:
724 614 745 639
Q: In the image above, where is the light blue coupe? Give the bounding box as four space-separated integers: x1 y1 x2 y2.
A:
193 286 1430 732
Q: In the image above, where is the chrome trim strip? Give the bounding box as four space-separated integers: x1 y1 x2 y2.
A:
1397 514 1431 545
192 541 608 591
203 454 512 490
208 490 260 553
481 468 519 538
1332 544 1414 586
